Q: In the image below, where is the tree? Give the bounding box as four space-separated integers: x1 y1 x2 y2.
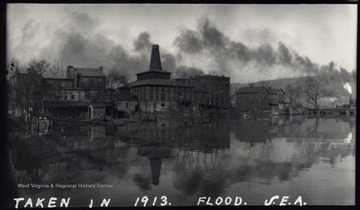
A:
106 71 127 89
12 72 45 130
45 59 66 78
172 66 204 79
296 76 325 110
9 59 60 131
27 59 50 75
285 84 302 106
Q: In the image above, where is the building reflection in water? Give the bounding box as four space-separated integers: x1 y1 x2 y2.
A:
137 144 171 185
133 120 230 186
7 116 355 205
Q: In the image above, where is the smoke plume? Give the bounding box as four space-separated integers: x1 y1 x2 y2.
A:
9 13 356 93
343 82 352 95
174 17 319 82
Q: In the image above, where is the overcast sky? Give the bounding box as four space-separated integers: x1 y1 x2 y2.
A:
6 4 357 83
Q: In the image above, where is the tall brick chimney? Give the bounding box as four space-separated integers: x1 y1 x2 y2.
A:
149 44 162 71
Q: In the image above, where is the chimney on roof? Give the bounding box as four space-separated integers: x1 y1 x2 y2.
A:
149 44 162 71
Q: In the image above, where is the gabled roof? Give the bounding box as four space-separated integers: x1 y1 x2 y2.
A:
268 88 285 95
236 86 268 94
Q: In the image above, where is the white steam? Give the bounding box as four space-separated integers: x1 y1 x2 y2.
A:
343 82 352 94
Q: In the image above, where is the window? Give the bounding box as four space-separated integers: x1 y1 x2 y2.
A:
126 102 129 108
161 103 165 107
149 89 153 100
161 93 166 101
85 90 89 100
153 103 156 109
63 91 68 100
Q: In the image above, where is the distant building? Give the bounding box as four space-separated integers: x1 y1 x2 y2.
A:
129 45 193 113
235 86 289 114
267 88 288 110
175 75 230 109
42 66 113 120
10 66 114 120
235 86 269 112
115 85 138 117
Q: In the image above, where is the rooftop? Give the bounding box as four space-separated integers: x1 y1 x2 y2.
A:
67 66 106 77
268 88 284 95
136 69 171 75
130 79 193 88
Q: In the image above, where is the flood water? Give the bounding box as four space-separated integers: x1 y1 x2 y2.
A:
7 116 355 207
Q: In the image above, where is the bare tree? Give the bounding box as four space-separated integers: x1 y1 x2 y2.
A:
9 59 64 131
297 76 325 110
45 59 66 78
27 59 50 75
172 66 204 79
285 84 302 106
106 72 127 89
12 72 45 130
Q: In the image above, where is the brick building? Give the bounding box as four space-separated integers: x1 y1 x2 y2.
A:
43 66 114 119
10 66 114 121
175 75 230 109
129 45 193 113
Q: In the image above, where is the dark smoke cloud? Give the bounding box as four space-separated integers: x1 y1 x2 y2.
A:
69 11 99 33
199 18 226 50
35 12 181 81
162 53 176 71
255 43 276 66
174 17 319 76
174 30 204 54
134 32 153 52
12 13 354 86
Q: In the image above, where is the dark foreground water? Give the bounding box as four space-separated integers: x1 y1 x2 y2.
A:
7 116 355 207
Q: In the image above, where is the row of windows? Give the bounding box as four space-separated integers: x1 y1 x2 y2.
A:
137 92 193 102
62 91 78 100
133 86 192 101
133 86 190 93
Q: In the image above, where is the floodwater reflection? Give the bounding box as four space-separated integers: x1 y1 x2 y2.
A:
7 116 355 206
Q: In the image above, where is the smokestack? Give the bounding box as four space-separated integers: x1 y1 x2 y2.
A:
149 44 162 71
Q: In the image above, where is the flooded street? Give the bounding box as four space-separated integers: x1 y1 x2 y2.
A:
7 116 355 207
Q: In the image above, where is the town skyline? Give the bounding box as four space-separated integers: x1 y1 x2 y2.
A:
7 4 357 83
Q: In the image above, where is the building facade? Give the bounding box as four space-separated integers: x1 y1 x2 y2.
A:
175 75 230 108
10 66 114 121
43 66 113 119
235 86 289 115
129 45 193 113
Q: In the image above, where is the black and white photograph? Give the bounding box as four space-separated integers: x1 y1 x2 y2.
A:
4 3 357 208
